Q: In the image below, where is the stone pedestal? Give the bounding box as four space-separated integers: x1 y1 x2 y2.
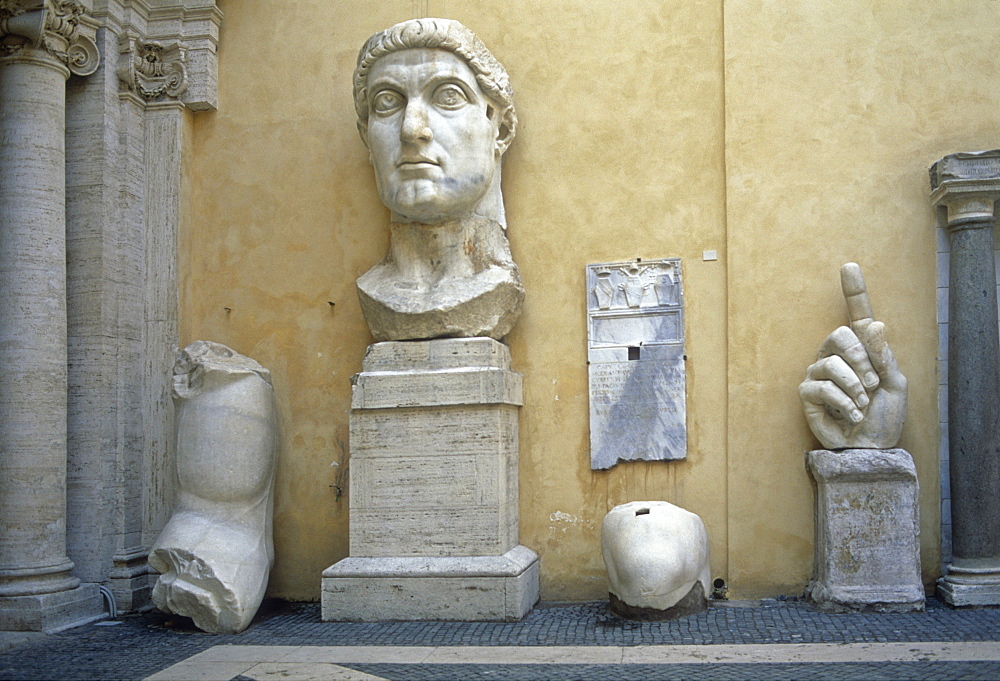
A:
930 151 1000 606
322 338 539 621
0 12 103 631
805 449 924 613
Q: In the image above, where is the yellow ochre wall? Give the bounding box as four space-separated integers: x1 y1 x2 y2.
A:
180 0 1000 601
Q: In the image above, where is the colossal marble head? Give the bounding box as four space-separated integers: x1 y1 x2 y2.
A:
353 20 525 341
353 19 517 226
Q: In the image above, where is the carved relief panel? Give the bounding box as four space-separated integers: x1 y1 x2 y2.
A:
587 259 686 469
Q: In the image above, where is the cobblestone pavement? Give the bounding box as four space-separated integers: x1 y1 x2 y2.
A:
0 597 996 680
342 662 1000 680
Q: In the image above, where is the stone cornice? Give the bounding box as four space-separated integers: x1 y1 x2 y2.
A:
148 0 222 26
0 0 100 76
93 0 222 32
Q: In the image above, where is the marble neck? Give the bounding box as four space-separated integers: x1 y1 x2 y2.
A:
388 216 497 284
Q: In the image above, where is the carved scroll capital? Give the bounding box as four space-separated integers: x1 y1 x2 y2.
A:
117 32 188 101
0 0 99 76
930 150 1000 228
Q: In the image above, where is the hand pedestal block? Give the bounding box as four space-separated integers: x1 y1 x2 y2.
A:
322 338 539 621
805 449 924 612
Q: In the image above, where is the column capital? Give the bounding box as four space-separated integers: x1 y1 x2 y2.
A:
117 32 187 102
0 0 99 76
930 150 1000 228
108 0 222 110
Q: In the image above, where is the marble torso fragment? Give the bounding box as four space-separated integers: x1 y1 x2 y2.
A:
149 341 278 634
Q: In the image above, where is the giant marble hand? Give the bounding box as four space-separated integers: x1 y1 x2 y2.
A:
352 19 524 342
799 263 907 450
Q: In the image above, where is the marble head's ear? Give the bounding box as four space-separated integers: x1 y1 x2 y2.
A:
493 105 516 159
357 119 370 152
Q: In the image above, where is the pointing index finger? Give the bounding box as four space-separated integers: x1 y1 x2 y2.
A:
841 262 874 331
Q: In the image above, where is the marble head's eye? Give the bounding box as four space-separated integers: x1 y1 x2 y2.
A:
433 84 469 109
372 90 403 114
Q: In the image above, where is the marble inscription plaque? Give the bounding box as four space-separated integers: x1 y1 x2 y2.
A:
587 259 687 469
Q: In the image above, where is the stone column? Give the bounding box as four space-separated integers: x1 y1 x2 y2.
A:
930 150 1000 606
0 0 103 630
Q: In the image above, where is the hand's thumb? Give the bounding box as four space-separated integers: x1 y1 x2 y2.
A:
858 321 905 391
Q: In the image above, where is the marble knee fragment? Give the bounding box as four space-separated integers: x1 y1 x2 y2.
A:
149 341 278 633
601 501 710 620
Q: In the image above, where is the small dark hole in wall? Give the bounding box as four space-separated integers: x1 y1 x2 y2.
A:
628 346 640 361
635 508 650 516
713 578 726 589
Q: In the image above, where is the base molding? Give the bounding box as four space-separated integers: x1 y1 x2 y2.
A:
806 580 924 613
110 550 152 614
937 563 1000 607
0 583 105 632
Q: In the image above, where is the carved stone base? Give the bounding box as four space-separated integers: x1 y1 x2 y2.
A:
348 339 522 557
322 545 539 621
0 584 103 632
806 448 924 613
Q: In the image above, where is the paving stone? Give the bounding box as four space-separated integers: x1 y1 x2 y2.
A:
0 598 996 680
346 662 1000 681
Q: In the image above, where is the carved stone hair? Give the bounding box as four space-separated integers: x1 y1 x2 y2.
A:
353 18 517 147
